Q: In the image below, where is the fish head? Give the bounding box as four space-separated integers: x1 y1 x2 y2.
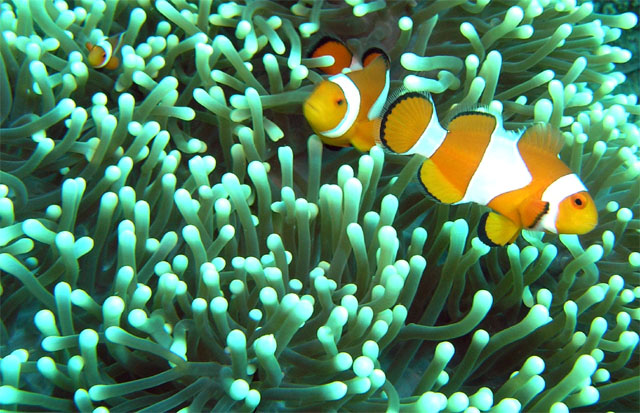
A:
303 80 348 136
87 44 108 68
555 191 598 234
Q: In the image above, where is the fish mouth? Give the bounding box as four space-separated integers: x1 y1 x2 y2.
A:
303 101 320 117
303 101 317 111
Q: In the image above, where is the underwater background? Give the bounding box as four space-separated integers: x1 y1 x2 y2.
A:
0 0 638 412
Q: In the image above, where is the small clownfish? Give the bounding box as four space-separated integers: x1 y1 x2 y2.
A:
307 37 385 75
379 92 598 246
85 33 124 70
303 37 390 151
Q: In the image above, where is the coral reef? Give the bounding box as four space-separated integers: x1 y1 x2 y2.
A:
0 0 638 412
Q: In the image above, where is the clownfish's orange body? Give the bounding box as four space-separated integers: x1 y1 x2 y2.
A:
379 92 598 246
308 37 359 75
303 37 390 151
85 33 124 70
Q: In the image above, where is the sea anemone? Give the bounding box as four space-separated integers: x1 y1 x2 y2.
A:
0 0 638 412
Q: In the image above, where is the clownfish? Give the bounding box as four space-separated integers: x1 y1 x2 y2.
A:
379 92 598 246
303 37 390 151
307 37 385 75
85 33 124 70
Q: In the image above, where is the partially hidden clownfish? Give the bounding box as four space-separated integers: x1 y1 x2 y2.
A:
379 92 598 246
85 33 124 70
302 37 390 151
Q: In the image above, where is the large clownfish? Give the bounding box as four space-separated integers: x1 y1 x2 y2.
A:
379 92 598 246
85 33 124 70
303 37 390 151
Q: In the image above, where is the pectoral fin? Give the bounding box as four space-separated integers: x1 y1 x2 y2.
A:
478 212 521 246
105 56 120 70
521 199 549 228
350 119 377 151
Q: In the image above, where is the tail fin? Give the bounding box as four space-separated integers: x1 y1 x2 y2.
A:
379 92 446 156
308 36 354 75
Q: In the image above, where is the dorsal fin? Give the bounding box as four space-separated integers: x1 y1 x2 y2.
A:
447 111 497 138
108 32 125 55
345 54 390 120
308 36 353 75
348 53 388 86
362 47 388 68
518 123 564 155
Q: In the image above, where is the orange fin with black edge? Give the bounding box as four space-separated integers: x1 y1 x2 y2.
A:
362 47 388 67
521 198 549 229
417 159 464 204
447 111 497 144
105 56 120 70
350 118 378 151
308 36 353 75
478 212 521 246
518 123 565 155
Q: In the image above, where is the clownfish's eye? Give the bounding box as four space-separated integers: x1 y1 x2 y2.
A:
337 99 344 106
571 193 587 209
